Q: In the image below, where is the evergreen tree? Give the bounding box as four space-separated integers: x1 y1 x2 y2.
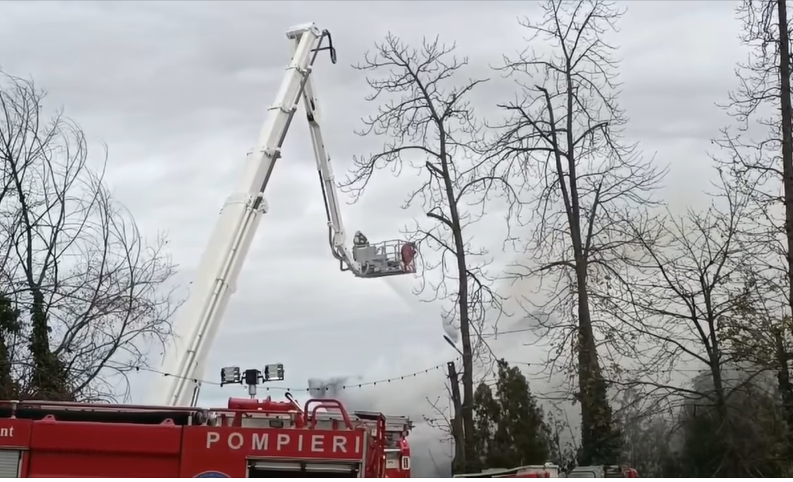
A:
472 360 551 468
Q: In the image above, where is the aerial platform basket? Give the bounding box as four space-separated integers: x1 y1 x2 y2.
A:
352 239 417 278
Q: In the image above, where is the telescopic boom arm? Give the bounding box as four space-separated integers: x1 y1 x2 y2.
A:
301 72 417 279
151 23 416 408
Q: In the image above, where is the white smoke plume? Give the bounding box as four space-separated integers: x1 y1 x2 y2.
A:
307 373 455 477
305 248 577 476
304 312 575 475
441 310 459 344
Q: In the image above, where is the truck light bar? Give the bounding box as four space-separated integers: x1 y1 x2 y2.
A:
219 364 286 398
220 366 241 386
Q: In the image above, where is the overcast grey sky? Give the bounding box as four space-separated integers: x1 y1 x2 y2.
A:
0 0 746 474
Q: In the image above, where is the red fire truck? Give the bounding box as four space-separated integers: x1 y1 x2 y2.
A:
0 396 411 478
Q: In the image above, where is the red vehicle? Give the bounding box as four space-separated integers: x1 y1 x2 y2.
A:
0 396 411 478
363 412 412 478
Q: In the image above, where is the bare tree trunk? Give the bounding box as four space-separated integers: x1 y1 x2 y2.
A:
445 158 477 469
775 2 793 454
0 294 18 399
774 326 793 458
576 274 609 464
448 361 466 474
779 0 793 310
29 288 69 400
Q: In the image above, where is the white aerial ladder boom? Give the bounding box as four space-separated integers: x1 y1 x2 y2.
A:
151 23 417 408
301 72 416 278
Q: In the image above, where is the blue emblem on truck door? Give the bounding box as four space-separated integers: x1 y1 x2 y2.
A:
194 471 230 478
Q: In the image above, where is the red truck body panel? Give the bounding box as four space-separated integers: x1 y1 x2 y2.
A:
16 419 183 478
180 426 366 477
0 397 411 478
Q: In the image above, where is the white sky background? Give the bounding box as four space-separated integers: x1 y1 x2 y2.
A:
0 0 747 475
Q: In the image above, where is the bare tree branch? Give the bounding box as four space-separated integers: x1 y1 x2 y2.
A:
0 70 178 402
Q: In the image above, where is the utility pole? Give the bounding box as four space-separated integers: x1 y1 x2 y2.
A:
447 361 465 475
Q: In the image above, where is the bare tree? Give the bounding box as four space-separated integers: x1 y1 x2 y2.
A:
488 0 665 464
598 171 754 409
711 0 793 458
595 168 782 474
341 34 517 472
425 390 459 474
0 71 177 402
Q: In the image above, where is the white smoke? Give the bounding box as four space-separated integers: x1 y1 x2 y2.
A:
442 310 459 344
383 276 424 316
304 308 575 475
307 370 454 477
306 239 577 476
